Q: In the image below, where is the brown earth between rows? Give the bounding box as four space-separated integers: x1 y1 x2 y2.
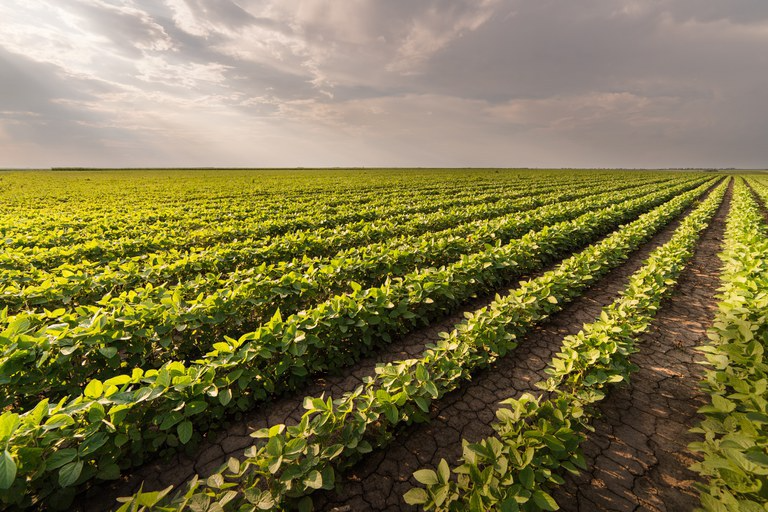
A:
552 180 730 511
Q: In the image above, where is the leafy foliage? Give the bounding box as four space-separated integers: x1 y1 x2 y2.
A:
0 178 706 410
110 178 723 511
0 170 723 509
689 178 768 511
405 180 727 511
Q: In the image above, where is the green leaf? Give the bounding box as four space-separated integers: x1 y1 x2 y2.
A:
215 458 235 479
433 484 450 507
320 466 335 490
104 374 132 388
98 346 118 359
403 488 429 505
383 403 398 424
266 436 282 457
60 345 78 356
0 450 17 490
413 469 439 485
84 379 104 399
79 432 108 458
699 492 732 512
297 496 313 512
4 316 30 337
244 488 275 509
87 403 106 423
97 462 121 480
218 388 232 406
414 396 431 413
500 496 520 512
0 413 20 442
424 381 439 398
44 414 75 429
711 394 736 413
46 448 78 470
469 492 484 512
207 473 224 489
357 440 372 454
26 399 49 427
159 411 183 431
177 421 193 444
133 486 173 507
532 490 558 511
519 466 534 489
59 460 84 487
268 456 283 475
438 459 450 483
184 400 208 416
303 470 323 489
16 447 43 474
257 494 276 510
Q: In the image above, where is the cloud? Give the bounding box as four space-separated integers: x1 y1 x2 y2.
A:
0 46 169 167
69 0 174 55
163 0 265 36
388 0 500 74
0 0 767 168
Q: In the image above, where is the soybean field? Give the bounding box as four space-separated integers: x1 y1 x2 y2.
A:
0 169 766 512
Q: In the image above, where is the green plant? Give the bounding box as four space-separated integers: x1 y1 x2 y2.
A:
689 178 768 511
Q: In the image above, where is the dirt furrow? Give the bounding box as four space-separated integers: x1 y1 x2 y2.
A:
312 186 725 512
551 182 730 511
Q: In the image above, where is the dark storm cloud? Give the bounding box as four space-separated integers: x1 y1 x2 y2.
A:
665 0 768 24
419 1 768 101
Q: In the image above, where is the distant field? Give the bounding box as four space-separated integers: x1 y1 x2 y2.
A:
0 169 765 511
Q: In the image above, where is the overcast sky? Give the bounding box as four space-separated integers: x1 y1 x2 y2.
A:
1 0 767 168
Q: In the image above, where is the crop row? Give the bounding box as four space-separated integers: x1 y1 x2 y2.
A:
0 171 548 239
0 178 708 411
0 174 637 271
1 179 713 411
689 179 768 511
0 176 695 314
0 171 656 238
2 179 540 252
0 177 527 246
747 176 768 205
110 179 726 512
0 175 674 284
406 177 727 511
0 180 719 508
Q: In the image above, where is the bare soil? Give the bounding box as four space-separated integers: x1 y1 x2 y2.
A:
552 180 729 511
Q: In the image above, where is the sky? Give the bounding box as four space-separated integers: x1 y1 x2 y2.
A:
1 0 767 169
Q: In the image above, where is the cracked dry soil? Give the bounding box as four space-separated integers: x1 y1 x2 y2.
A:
551 183 729 511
